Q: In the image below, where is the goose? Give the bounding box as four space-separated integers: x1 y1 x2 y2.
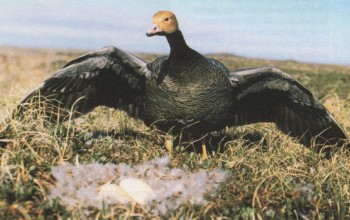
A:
16 11 348 158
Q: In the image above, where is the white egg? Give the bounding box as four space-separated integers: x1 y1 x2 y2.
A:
97 182 131 204
119 178 154 204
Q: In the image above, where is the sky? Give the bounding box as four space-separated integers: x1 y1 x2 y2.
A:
0 0 349 65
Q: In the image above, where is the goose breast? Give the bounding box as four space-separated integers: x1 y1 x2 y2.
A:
142 57 233 132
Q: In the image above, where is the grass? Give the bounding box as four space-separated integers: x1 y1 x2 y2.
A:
0 46 350 219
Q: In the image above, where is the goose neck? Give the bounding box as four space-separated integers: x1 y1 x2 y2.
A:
166 31 194 59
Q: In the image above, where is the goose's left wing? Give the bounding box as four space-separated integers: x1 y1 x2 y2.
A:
227 66 348 151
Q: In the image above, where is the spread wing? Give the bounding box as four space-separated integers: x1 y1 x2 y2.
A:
16 46 151 121
228 66 348 151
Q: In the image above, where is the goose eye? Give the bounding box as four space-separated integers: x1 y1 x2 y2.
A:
164 17 169 21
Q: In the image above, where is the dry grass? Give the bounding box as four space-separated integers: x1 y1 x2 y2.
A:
0 46 350 219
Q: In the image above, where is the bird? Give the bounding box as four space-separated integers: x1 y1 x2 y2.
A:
16 11 348 158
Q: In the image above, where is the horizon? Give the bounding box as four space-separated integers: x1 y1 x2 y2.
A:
1 0 349 65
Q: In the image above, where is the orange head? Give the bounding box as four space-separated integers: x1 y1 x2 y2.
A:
146 11 179 37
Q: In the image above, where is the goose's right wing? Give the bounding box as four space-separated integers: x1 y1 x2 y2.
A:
16 46 151 121
227 66 348 151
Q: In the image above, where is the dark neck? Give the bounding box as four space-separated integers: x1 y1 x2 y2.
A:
166 31 198 60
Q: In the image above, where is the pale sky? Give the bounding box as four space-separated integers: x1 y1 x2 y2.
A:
1 0 349 65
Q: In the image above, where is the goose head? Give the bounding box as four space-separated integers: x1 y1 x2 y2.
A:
146 11 179 37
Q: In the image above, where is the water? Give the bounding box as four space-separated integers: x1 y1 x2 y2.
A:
0 0 349 65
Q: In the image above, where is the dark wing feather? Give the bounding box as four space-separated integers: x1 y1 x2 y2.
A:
16 46 151 121
228 66 348 151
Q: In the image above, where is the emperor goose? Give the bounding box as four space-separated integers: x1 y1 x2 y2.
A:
17 11 349 157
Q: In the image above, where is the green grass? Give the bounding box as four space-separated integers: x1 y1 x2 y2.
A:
0 46 350 219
